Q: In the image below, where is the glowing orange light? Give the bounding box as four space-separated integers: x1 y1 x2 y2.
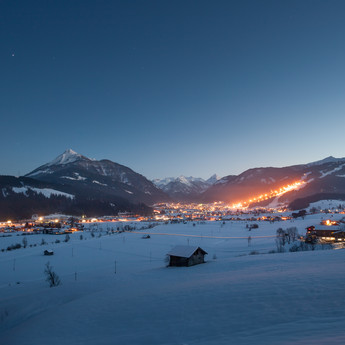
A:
230 180 305 209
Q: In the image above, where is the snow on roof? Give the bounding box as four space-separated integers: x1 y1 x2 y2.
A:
167 245 207 258
311 225 341 231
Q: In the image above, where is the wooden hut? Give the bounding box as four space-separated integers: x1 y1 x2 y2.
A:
167 245 207 267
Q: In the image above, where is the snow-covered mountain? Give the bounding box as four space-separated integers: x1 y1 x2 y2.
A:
24 149 169 212
202 157 345 209
206 174 221 185
306 156 345 167
153 175 219 202
46 149 85 166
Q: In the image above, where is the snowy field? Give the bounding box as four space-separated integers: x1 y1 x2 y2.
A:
1 214 345 344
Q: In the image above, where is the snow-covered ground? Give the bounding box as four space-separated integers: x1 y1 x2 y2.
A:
1 214 345 344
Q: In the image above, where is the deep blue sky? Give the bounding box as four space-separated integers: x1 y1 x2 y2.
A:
1 0 345 179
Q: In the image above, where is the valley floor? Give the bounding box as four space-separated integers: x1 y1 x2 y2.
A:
1 215 345 344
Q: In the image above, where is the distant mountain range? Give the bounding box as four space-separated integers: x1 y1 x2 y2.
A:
152 174 220 202
1 150 345 219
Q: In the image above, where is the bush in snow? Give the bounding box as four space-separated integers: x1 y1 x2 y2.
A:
7 243 22 251
44 262 61 288
64 234 70 242
276 227 300 251
22 237 28 248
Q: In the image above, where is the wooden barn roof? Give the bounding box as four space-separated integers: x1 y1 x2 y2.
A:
167 245 207 258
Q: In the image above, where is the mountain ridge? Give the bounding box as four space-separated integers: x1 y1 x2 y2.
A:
2 151 345 218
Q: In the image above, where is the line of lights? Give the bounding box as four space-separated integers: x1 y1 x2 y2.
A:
230 180 306 209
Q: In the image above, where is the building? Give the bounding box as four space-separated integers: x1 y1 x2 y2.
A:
306 225 345 243
167 245 207 267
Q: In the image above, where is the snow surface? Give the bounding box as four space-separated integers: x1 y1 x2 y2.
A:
92 180 107 186
11 187 74 199
153 175 217 188
320 163 345 178
307 199 345 211
260 177 275 184
61 173 87 181
206 174 220 184
167 245 204 258
307 156 345 167
2 215 345 344
47 149 83 166
26 169 53 177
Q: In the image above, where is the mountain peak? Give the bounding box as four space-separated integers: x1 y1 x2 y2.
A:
307 156 345 167
47 149 85 166
206 174 220 184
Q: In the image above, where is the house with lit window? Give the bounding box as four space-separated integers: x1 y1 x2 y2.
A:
306 225 345 243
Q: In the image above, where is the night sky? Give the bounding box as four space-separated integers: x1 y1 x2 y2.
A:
1 0 345 179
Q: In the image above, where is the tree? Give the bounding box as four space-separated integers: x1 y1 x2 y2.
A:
287 227 299 243
44 262 61 287
276 228 286 246
22 237 28 248
276 228 286 252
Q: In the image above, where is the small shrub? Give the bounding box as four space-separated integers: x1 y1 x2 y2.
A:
44 262 61 288
7 243 22 251
289 244 300 252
